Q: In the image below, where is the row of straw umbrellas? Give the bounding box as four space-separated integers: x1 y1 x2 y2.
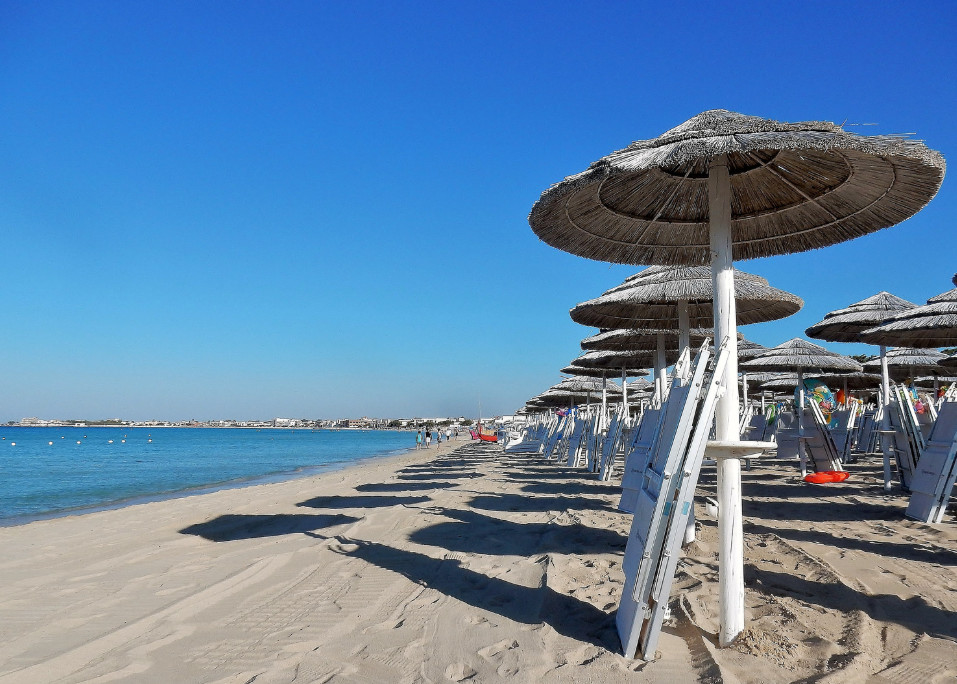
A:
520 109 947 651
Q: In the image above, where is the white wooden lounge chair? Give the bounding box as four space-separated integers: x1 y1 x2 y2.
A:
882 386 921 491
616 339 775 659
828 403 858 462
598 409 624 481
773 410 800 460
803 402 843 473
618 407 663 513
906 400 957 523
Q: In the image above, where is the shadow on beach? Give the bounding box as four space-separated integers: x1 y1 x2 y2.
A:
179 513 360 542
409 507 627 556
355 481 458 493
298 494 431 510
468 492 619 514
746 520 957 567
748 566 957 641
332 537 618 650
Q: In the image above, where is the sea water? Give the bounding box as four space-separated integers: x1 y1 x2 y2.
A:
0 427 417 525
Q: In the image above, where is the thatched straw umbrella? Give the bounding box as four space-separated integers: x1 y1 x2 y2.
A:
805 291 918 472
819 371 883 392
941 354 957 370
741 339 862 475
737 339 769 403
580 327 716 352
860 287 957 348
862 347 950 380
562 354 649 418
571 265 801 400
568 349 658 417
579 325 727 406
571 266 802 330
528 108 945 650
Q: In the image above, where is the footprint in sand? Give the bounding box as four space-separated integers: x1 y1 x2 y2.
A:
477 639 519 660
445 662 477 681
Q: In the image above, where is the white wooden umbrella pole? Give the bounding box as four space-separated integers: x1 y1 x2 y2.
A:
656 332 668 401
880 344 892 490
708 154 744 648
797 369 807 477
601 371 608 428
678 300 691 353
622 366 629 417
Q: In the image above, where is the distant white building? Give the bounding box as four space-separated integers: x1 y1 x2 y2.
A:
273 418 302 428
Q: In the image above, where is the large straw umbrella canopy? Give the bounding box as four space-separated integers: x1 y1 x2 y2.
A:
805 292 918 343
528 108 944 652
941 354 957 370
862 347 950 379
580 326 716 351
859 287 957 348
550 376 622 395
740 338 863 375
560 364 649 378
570 266 802 329
819 372 883 391
737 339 769 360
529 110 945 266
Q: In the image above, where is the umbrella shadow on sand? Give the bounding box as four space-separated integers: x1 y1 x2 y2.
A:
297 494 431 509
180 513 360 542
330 537 618 650
468 493 618 514
409 508 627 557
355 481 457 493
746 566 957 641
745 521 957 567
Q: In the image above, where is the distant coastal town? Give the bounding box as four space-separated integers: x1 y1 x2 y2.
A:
7 416 513 429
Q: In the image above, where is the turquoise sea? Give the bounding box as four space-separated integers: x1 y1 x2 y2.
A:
0 427 417 525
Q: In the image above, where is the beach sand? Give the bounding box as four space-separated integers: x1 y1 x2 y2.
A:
0 439 954 683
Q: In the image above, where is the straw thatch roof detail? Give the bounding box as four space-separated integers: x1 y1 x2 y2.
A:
758 375 803 390
569 349 662 371
941 354 957 369
819 372 883 390
551 376 623 395
862 347 950 378
529 109 946 265
570 266 802 329
805 291 917 343
737 339 769 360
560 363 650 378
580 326 716 351
859 287 957 347
739 338 863 373
742 371 796 384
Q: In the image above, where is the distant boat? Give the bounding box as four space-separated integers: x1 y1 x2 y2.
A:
477 423 498 443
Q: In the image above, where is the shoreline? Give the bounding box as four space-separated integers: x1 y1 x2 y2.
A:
2 441 953 682
0 444 420 529
0 434 461 529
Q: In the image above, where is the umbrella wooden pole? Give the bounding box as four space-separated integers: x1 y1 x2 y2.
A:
880 344 892 491
678 300 691 353
656 332 668 402
709 154 744 648
622 366 629 418
797 370 807 477
601 371 608 428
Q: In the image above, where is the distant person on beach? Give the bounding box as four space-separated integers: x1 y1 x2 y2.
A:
425 429 432 448
445 427 451 442
437 430 442 444
416 430 422 449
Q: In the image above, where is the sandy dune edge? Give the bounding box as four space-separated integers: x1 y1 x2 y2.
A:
0 440 954 683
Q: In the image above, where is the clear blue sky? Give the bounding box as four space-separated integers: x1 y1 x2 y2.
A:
0 1 954 421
